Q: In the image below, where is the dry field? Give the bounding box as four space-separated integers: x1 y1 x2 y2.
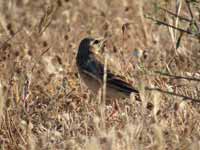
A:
0 0 200 149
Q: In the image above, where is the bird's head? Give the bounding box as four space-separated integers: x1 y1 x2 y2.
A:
90 37 107 55
77 37 107 60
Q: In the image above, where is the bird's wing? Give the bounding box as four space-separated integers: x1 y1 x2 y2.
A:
106 72 139 94
80 53 139 94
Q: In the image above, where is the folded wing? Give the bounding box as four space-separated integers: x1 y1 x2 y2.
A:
106 72 139 95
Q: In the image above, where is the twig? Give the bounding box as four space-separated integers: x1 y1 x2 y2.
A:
145 87 200 103
145 15 192 34
10 117 27 145
158 6 192 22
185 0 194 18
0 25 24 49
174 0 183 50
5 110 18 148
145 15 200 38
31 47 50 73
185 0 200 32
38 5 58 36
154 71 200 82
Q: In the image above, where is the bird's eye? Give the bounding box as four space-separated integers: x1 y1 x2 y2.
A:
93 40 99 44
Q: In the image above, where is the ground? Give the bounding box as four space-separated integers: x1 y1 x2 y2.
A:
0 0 200 149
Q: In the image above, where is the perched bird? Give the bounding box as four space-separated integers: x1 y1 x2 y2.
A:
76 37 141 101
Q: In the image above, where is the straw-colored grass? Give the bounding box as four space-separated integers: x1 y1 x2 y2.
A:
0 0 199 149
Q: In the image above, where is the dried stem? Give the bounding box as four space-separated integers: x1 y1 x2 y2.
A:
154 71 200 82
145 87 200 103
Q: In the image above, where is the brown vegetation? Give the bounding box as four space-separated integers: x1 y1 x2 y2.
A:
0 0 199 149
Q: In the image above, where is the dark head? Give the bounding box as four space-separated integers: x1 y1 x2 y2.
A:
76 37 103 65
77 37 94 56
76 38 94 65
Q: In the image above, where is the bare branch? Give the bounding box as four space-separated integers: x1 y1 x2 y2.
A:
185 0 200 31
158 6 192 22
145 15 192 34
0 25 24 49
154 71 200 82
185 0 194 18
31 47 50 73
145 87 200 103
145 15 200 38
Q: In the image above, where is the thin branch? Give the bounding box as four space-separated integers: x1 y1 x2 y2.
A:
157 5 200 29
31 47 50 73
38 5 58 36
185 0 200 31
145 15 200 37
185 0 194 18
158 6 192 22
0 25 24 49
145 15 191 34
145 87 200 103
154 71 200 82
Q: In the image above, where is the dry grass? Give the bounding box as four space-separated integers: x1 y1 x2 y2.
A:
0 0 200 149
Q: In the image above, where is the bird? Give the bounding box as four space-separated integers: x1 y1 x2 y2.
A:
76 37 141 101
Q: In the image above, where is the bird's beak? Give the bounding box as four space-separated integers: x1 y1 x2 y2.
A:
97 37 108 48
91 37 108 54
96 38 108 52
